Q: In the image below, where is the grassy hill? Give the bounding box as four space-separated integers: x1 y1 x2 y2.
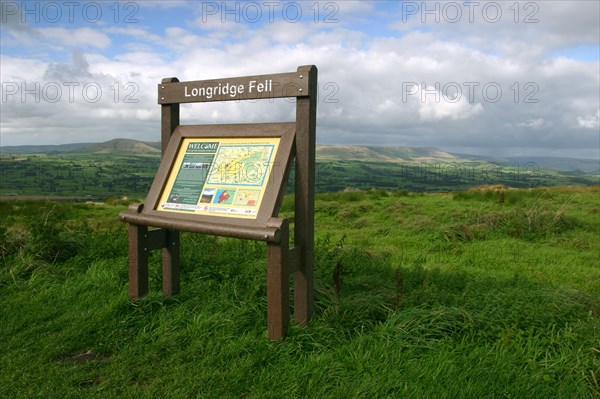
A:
0 139 162 155
316 145 458 162
0 142 93 154
1 139 598 198
3 139 597 171
81 139 161 154
0 186 599 397
504 156 600 173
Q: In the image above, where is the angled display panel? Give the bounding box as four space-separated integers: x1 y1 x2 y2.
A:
157 137 280 219
142 122 295 226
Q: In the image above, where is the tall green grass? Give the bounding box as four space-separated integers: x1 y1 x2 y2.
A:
1 187 599 398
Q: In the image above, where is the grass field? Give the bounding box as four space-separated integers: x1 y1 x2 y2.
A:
1 152 598 198
1 186 599 398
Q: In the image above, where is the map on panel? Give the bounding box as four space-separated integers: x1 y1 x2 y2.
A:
208 145 275 186
156 137 280 219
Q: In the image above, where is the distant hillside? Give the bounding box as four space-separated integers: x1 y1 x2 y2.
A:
2 139 598 197
448 152 599 174
316 145 598 174
316 145 457 162
0 142 93 154
504 156 600 174
2 139 597 173
1 139 161 155
81 139 160 154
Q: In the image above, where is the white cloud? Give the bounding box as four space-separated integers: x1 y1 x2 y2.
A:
0 55 46 81
391 1 600 54
263 21 310 45
577 111 600 129
1 8 111 52
39 27 110 49
518 118 545 129
0 1 598 159
418 88 484 121
0 52 158 145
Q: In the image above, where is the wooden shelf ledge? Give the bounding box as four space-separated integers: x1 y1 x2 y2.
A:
119 210 282 243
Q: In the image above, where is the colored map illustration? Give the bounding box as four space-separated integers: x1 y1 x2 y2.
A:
234 189 260 206
208 145 274 186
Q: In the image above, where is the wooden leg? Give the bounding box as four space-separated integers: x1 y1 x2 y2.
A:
294 262 313 325
294 65 317 326
162 230 180 296
266 219 289 340
128 224 148 298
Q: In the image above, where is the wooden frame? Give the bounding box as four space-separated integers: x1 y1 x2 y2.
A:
139 123 295 227
119 65 317 340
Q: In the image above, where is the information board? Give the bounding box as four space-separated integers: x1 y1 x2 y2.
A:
120 66 317 340
156 137 281 219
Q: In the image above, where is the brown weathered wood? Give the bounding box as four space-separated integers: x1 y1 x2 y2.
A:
120 211 282 243
161 77 180 155
159 78 181 297
288 246 302 273
266 217 289 340
128 224 149 298
162 230 180 296
145 228 167 251
293 65 317 325
272 140 296 217
158 72 309 104
142 122 296 228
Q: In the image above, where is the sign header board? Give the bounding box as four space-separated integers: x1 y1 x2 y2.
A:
158 72 309 104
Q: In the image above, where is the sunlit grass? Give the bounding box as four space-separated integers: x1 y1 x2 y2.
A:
1 186 598 398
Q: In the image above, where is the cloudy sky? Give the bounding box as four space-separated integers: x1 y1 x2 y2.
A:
1 1 599 158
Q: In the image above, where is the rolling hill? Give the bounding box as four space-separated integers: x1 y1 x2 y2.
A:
316 145 458 162
0 142 93 154
81 139 161 154
0 139 161 155
503 156 600 173
2 139 598 173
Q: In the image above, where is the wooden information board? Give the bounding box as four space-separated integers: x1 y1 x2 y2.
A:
158 137 280 219
120 66 317 340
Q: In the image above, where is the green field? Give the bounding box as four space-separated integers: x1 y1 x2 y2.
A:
1 186 598 397
312 159 598 192
1 151 598 199
0 153 160 198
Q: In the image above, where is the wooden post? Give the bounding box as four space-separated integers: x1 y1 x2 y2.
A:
160 78 181 296
128 223 149 298
162 229 180 296
293 65 317 325
267 218 290 340
160 78 180 155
